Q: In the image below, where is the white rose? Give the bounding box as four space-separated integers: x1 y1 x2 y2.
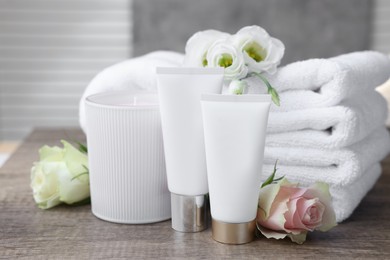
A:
183 29 230 67
31 161 62 209
31 140 89 209
228 80 249 95
232 25 285 75
206 39 248 81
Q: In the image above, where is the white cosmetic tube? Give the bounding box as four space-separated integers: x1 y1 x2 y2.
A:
156 67 224 232
201 94 271 244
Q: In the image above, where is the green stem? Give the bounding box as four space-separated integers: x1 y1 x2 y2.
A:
251 72 280 106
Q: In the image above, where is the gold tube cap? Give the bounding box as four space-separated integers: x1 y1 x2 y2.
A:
212 219 256 245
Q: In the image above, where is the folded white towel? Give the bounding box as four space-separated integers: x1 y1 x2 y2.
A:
266 91 387 149
79 51 184 132
262 127 390 187
332 163 382 222
246 51 390 112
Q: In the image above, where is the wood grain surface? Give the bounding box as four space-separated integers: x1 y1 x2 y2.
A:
1 128 390 259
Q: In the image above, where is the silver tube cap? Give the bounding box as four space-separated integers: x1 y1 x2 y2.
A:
170 193 209 232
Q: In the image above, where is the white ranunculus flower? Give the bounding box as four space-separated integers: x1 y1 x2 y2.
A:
228 80 249 95
206 39 248 81
183 30 230 67
232 25 285 75
31 140 89 209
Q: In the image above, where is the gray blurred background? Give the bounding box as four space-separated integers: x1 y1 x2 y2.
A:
133 0 372 64
0 0 389 144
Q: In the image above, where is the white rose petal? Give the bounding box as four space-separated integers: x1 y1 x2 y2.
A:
31 162 62 209
58 169 90 205
183 29 230 67
39 145 63 162
61 140 88 177
206 39 248 81
233 25 285 75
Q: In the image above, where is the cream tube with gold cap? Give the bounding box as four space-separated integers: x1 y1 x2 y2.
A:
201 94 271 244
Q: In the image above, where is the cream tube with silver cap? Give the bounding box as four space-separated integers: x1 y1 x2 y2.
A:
201 94 271 244
156 67 224 232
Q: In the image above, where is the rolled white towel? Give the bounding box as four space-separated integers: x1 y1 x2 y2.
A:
79 51 184 133
246 51 390 112
266 90 387 149
262 127 390 187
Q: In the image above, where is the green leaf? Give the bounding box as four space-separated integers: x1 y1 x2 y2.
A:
71 171 89 181
73 140 88 154
261 160 279 188
272 176 285 184
71 165 89 181
260 159 284 188
287 232 308 244
261 171 275 188
68 197 91 206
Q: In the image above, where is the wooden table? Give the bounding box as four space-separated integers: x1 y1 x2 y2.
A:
1 128 390 259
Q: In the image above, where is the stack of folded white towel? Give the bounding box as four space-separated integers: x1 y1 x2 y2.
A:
249 51 390 222
79 51 390 223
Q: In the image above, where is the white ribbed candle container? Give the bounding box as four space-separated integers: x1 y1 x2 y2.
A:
85 91 171 224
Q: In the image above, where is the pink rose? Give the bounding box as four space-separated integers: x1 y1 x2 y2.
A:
257 178 337 244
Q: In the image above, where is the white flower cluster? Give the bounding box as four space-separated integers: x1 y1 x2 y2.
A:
183 25 285 82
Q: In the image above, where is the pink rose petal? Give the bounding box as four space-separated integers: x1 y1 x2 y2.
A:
298 198 325 231
258 178 298 230
302 182 337 231
285 197 309 231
